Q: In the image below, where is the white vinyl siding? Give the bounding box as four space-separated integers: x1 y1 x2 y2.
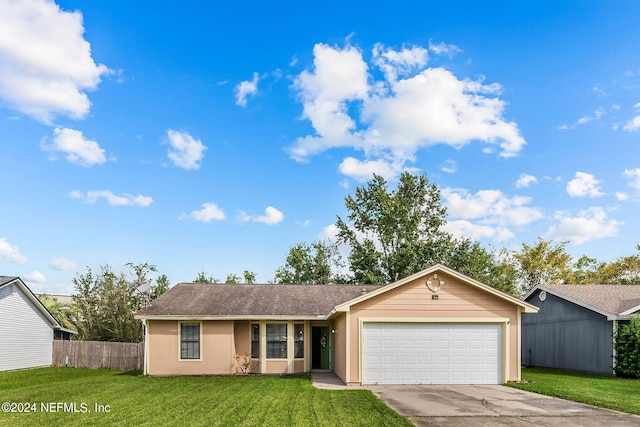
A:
0 283 54 371
362 323 501 385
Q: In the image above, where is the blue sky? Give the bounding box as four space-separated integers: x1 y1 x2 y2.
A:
1 0 640 294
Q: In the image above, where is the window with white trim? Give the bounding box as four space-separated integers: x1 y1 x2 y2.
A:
180 322 200 360
266 323 287 359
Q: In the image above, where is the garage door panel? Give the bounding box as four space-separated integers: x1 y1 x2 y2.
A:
363 323 502 385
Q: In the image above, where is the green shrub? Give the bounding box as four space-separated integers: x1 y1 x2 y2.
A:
614 317 640 378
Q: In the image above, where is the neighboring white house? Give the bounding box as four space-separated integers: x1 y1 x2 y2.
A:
0 276 63 371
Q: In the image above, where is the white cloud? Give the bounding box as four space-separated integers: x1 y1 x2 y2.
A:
616 192 630 201
288 43 369 162
428 40 462 57
254 206 284 225
70 190 153 207
25 270 45 283
442 188 543 226
576 108 605 125
592 84 606 96
372 43 428 83
0 237 28 264
440 159 457 174
185 203 226 222
441 188 543 243
338 157 406 181
545 207 621 244
236 210 252 223
623 168 640 190
515 173 538 189
623 115 640 132
566 172 604 197
237 206 284 225
622 168 640 200
166 129 207 170
0 0 110 123
319 224 340 242
443 220 515 242
42 127 107 166
288 42 525 178
235 72 259 107
49 256 79 271
296 219 311 228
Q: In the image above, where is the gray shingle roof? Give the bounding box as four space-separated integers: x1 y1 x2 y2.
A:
541 284 640 316
135 283 385 318
0 276 18 286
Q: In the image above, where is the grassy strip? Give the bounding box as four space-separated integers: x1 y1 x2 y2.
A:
0 367 412 426
507 367 640 415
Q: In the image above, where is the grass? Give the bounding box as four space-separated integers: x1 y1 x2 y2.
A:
507 367 640 415
0 367 412 427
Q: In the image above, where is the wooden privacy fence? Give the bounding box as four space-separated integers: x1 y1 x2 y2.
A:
53 340 144 371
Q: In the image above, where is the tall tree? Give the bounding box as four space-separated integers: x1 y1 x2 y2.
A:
73 263 170 342
275 241 344 284
573 245 640 284
335 172 447 283
443 238 519 296
513 238 574 293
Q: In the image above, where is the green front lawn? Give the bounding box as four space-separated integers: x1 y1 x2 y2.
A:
508 367 640 415
0 367 412 426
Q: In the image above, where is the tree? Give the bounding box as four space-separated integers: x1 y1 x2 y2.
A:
126 262 167 308
243 270 256 284
275 241 344 284
73 263 170 342
335 172 448 284
193 272 219 283
512 238 574 293
587 246 640 284
225 273 242 283
443 238 519 296
38 294 79 331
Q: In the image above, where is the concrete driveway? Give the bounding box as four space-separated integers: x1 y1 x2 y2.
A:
366 384 640 426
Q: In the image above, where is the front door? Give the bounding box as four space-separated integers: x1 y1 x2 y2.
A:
311 326 332 371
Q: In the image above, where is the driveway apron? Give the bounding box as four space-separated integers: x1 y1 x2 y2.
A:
366 384 640 427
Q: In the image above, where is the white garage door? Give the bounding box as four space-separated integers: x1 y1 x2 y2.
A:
362 323 502 385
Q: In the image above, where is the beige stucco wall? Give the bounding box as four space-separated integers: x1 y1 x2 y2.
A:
146 320 236 376
345 272 522 385
332 313 347 383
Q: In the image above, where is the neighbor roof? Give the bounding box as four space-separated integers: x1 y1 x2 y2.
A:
0 276 18 286
134 283 384 320
528 284 640 319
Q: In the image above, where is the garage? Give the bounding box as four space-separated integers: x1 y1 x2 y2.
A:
362 322 502 385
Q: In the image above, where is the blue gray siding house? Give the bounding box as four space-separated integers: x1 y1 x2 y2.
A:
522 285 640 375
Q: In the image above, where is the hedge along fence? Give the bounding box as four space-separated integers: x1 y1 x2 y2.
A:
53 340 144 371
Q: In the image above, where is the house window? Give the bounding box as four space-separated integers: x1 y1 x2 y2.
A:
294 323 304 358
266 323 287 358
180 322 200 360
251 324 260 358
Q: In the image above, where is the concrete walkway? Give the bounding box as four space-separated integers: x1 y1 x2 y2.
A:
311 372 359 390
